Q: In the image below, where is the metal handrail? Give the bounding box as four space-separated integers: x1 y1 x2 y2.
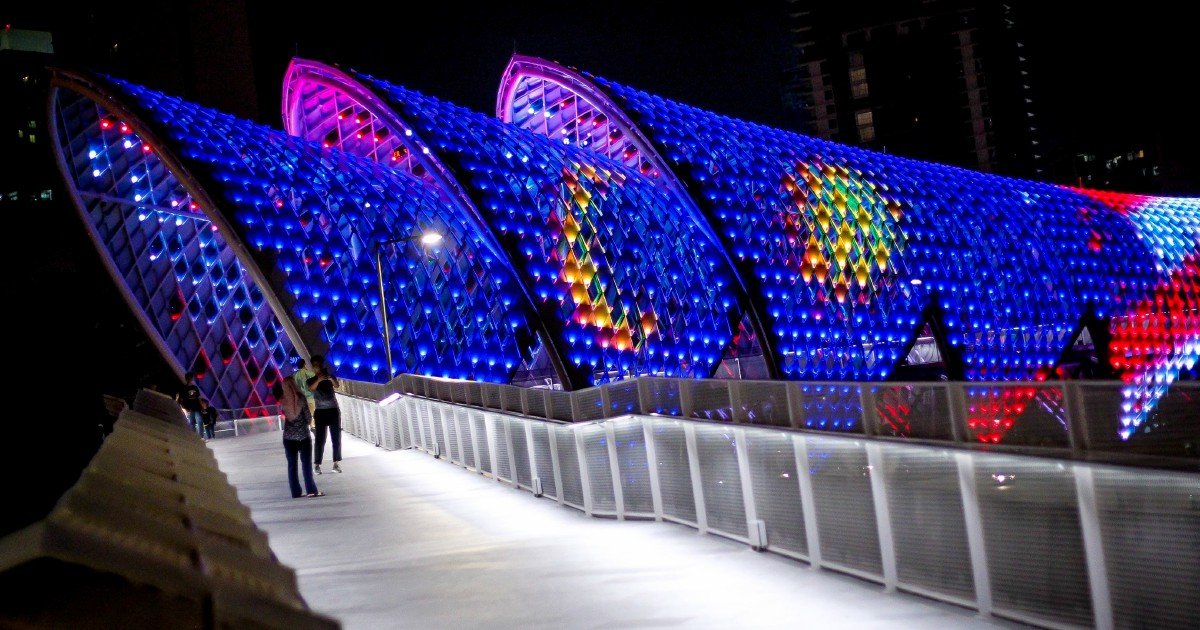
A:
333 390 1200 630
342 373 1199 463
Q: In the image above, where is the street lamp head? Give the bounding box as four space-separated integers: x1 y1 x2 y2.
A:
420 231 443 246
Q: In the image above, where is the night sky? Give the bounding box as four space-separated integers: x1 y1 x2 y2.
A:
244 1 1195 179
9 1 1196 178
246 3 796 127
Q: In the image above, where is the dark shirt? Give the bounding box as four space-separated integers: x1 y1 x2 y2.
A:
282 406 311 441
202 407 219 427
307 373 339 409
178 383 202 411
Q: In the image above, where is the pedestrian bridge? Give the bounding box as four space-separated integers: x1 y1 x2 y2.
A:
209 377 1197 629
211 431 1000 628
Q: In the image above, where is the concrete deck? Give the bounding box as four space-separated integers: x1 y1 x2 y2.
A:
211 432 1010 629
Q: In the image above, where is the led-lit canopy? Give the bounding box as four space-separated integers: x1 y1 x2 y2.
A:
51 70 545 407
497 55 1198 435
51 72 301 412
283 59 749 389
49 58 1196 441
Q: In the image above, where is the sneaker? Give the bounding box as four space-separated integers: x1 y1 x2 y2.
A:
332 462 342 473
314 464 322 475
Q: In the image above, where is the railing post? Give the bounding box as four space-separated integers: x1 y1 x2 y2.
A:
502 417 518 488
679 379 693 420
605 420 625 519
373 400 382 445
642 418 663 520
793 434 821 568
865 443 897 591
1062 381 1090 455
954 451 992 616
684 423 707 534
405 397 418 450
520 388 530 416
376 401 388 448
600 384 613 418
429 402 441 453
414 399 429 451
734 428 764 549
425 404 438 456
1074 465 1114 630
787 382 806 430
408 398 419 446
467 410 482 471
859 384 882 436
455 409 468 465
438 405 451 458
575 427 594 516
548 425 565 505
485 413 501 483
525 421 540 495
360 400 370 445
728 381 743 423
946 382 968 442
637 378 651 415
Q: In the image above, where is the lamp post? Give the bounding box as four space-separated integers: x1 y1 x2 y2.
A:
375 230 444 379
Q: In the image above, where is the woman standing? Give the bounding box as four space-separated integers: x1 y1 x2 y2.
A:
274 377 322 498
306 355 343 474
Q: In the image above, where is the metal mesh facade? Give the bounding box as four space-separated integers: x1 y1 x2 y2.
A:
371 77 744 386
52 71 540 412
496 56 1198 438
280 61 745 389
52 84 296 412
51 56 1197 432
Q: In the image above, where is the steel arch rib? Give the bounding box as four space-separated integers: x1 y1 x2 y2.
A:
282 58 580 389
497 55 781 380
48 68 312 386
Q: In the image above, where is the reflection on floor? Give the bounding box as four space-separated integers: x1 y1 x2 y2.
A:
211 432 1010 629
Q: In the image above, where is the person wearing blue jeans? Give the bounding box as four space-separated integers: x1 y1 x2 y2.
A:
275 378 322 498
176 371 206 438
284 438 319 497
200 400 218 440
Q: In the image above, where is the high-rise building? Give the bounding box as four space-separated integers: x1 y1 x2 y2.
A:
782 0 1041 178
1 27 56 204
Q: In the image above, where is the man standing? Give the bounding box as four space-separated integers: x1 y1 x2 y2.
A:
199 399 218 440
292 358 317 428
176 372 205 438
